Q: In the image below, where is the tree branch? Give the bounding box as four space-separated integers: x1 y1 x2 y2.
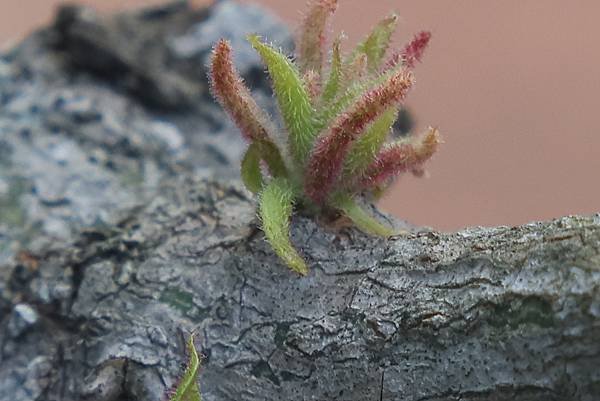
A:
0 2 598 401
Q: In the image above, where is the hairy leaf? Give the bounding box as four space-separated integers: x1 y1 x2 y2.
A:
316 61 403 131
241 143 264 194
357 127 440 191
297 0 338 74
241 140 289 194
321 35 343 104
209 39 275 142
248 35 316 165
351 14 398 72
303 69 322 104
332 193 395 236
259 178 308 275
386 31 431 70
343 107 398 176
305 69 414 204
339 53 368 93
257 139 288 179
316 65 370 131
168 335 201 401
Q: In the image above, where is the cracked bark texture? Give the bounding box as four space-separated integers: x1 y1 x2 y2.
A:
1 1 599 401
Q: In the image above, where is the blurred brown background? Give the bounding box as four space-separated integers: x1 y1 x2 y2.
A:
1 0 599 231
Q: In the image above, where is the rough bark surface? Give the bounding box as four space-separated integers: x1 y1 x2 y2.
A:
1 2 599 401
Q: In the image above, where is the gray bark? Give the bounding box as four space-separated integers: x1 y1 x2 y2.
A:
1 2 599 401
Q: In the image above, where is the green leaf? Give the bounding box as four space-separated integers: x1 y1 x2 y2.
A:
256 140 288 179
241 139 289 194
241 143 264 194
259 178 308 275
169 335 201 401
248 35 316 165
331 193 395 237
315 62 403 132
343 107 398 176
305 67 413 204
321 35 343 104
315 76 370 132
303 69 322 104
350 14 398 72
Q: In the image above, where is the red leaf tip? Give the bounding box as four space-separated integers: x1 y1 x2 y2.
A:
403 31 431 68
209 38 273 143
387 31 432 70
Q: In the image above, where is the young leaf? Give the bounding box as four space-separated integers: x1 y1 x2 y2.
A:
343 107 398 176
339 53 368 92
316 60 370 130
316 60 402 132
248 35 316 165
386 31 431 70
241 143 264 194
332 193 395 236
209 39 275 143
256 139 288 179
241 139 289 194
303 69 322 104
350 14 398 72
296 0 338 75
169 335 201 401
357 127 440 191
321 35 343 104
259 178 308 275
305 69 414 204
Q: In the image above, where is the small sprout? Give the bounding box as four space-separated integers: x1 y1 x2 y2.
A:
167 335 201 401
209 0 440 274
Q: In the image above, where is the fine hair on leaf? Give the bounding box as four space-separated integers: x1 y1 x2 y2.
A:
168 334 201 401
259 178 309 275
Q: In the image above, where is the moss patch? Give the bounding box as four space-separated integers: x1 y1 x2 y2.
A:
489 296 555 329
0 176 27 227
160 288 195 315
